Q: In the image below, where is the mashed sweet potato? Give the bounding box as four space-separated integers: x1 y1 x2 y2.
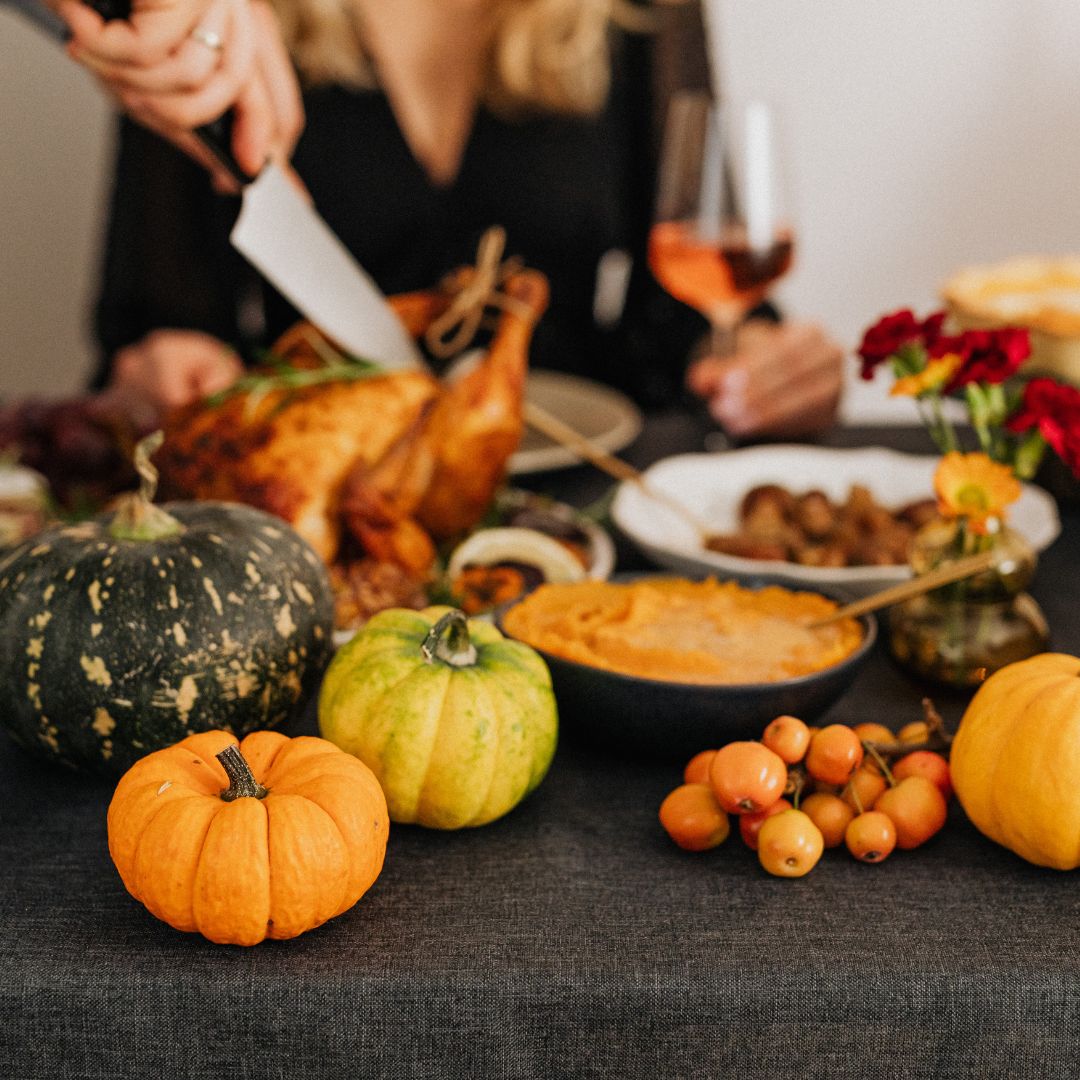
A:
501 578 863 685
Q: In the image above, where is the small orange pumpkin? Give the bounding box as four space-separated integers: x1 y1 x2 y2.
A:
950 652 1080 869
108 729 389 944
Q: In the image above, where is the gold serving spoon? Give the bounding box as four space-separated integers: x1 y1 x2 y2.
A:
804 547 1006 629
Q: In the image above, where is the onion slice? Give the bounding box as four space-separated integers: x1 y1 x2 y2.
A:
447 527 587 584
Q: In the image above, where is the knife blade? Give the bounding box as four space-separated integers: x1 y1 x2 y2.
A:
228 164 425 369
79 0 426 370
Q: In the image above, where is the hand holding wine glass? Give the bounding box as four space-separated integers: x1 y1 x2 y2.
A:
649 93 843 439
649 93 795 357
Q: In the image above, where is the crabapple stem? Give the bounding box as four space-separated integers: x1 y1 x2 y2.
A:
785 764 807 810
921 697 953 745
863 737 950 758
862 741 896 787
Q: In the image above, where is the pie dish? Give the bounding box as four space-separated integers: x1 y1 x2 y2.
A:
942 255 1080 383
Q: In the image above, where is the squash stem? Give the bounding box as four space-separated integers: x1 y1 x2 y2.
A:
108 431 184 542
421 610 478 668
217 744 268 801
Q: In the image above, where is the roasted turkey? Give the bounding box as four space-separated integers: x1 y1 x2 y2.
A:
155 268 549 627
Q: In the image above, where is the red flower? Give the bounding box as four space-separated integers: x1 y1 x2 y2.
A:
926 335 967 361
1007 377 1080 476
857 309 923 379
920 311 948 348
944 328 1031 392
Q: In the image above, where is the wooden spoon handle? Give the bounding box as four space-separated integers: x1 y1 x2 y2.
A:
522 401 712 537
522 401 643 483
807 547 1002 629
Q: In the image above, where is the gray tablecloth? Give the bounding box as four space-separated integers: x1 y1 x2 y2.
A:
2 421 1078 1080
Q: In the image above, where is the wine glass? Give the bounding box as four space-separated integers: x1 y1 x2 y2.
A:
649 93 795 359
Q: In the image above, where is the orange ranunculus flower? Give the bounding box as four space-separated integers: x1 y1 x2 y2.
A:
934 452 1022 532
890 354 962 397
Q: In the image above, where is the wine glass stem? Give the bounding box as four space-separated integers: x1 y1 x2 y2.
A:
709 315 739 359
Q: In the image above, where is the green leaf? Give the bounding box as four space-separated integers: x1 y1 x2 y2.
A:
204 345 383 410
985 382 1008 427
963 383 994 454
890 343 928 379
1013 430 1048 480
1003 383 1024 417
577 486 617 526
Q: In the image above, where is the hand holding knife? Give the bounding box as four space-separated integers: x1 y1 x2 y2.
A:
62 0 425 370
62 0 278 185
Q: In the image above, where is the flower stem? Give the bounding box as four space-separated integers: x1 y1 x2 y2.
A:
918 395 958 455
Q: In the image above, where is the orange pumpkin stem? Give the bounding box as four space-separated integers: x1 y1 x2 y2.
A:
217 744 268 802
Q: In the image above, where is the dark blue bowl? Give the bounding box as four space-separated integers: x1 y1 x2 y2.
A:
498 575 876 761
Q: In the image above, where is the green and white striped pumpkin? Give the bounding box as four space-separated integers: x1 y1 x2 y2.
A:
319 606 558 829
0 438 333 775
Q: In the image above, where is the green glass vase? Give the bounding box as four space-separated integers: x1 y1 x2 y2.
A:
886 516 1049 688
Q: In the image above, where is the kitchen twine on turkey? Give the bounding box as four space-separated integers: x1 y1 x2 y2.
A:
424 226 535 359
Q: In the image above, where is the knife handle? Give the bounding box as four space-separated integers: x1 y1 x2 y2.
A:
83 0 129 19
82 0 251 187
191 113 250 188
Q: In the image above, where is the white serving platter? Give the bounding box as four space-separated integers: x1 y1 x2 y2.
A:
611 444 1062 596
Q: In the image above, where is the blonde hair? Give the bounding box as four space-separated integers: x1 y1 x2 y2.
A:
271 0 653 117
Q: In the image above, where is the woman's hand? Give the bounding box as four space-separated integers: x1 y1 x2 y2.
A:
686 320 844 440
58 0 303 188
102 329 244 426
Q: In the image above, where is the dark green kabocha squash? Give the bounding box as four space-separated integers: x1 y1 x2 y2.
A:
0 435 334 775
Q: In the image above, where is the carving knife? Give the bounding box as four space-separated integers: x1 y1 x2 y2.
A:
74 0 426 370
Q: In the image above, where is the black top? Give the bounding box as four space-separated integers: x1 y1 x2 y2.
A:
92 27 713 407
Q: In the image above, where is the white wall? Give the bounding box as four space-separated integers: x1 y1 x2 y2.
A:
0 8 113 398
706 0 1080 420
3 2 1080 417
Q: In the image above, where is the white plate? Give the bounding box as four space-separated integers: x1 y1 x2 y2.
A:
611 445 1062 596
511 371 643 475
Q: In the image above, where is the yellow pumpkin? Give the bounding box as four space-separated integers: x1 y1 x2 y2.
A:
950 652 1080 869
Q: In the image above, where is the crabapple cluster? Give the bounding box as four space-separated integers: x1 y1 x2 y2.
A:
658 714 951 877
